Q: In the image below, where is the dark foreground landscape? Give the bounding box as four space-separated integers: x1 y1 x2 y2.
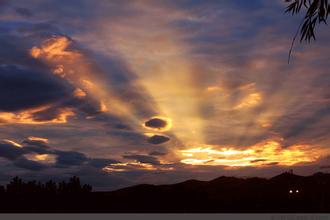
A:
0 172 330 213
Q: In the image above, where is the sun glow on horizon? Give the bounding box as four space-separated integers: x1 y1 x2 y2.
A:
180 140 323 167
102 162 174 173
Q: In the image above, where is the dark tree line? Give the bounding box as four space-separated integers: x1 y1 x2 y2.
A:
0 176 92 195
0 172 330 212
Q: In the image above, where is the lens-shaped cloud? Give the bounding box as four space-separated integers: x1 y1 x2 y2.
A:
143 117 172 131
147 135 170 144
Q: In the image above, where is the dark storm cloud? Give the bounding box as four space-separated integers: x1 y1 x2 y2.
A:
23 146 50 155
54 151 88 167
22 140 50 154
123 154 161 165
13 157 46 171
90 113 134 129
106 129 147 148
1 15 159 122
88 158 120 168
22 137 123 170
144 118 167 129
0 22 107 119
147 135 170 145
0 26 49 67
112 123 132 130
149 151 168 156
22 139 48 148
0 137 121 171
0 141 25 160
0 27 91 121
0 65 71 112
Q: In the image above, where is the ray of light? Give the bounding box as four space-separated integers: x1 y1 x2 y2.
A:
106 9 205 146
30 36 150 130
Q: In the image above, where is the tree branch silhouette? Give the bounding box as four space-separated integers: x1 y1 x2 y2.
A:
285 0 330 62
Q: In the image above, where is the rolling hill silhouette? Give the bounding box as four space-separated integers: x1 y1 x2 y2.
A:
0 172 330 213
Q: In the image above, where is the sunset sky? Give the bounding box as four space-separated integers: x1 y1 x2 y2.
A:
0 0 330 190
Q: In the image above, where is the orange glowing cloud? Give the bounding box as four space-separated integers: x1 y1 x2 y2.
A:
2 139 23 148
180 139 324 167
27 136 49 143
99 100 108 113
30 35 147 130
206 86 222 93
102 162 174 173
30 36 80 60
0 105 75 125
234 92 262 110
102 162 157 172
25 153 57 164
73 88 87 98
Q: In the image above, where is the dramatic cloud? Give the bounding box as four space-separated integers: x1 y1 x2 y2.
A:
0 140 25 160
0 137 120 173
0 65 70 112
149 151 168 156
88 158 121 168
54 151 88 167
0 0 329 190
179 139 325 167
123 154 161 165
147 135 170 145
144 118 168 130
13 157 47 171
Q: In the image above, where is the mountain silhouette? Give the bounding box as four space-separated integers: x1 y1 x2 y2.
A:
0 172 330 213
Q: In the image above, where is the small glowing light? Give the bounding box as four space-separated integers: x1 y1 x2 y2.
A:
296 190 299 193
289 190 293 194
